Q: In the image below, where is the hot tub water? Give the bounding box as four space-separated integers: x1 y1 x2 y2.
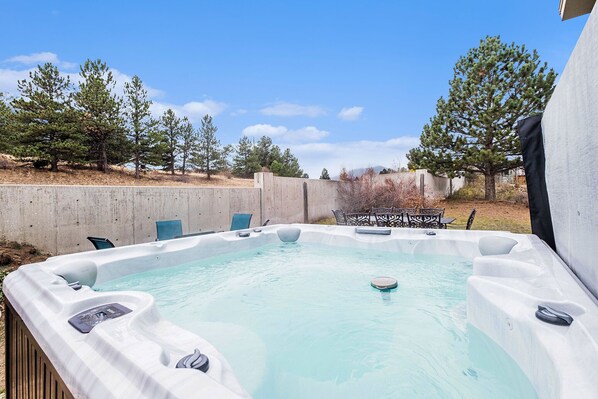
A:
96 242 537 399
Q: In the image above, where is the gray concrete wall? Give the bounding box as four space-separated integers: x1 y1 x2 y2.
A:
0 185 261 255
254 172 343 225
542 5 598 297
372 170 465 197
0 171 462 255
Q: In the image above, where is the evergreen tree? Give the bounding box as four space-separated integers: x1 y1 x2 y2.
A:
159 109 181 174
220 144 234 172
0 93 15 154
75 59 125 172
407 36 556 200
192 114 224 179
178 117 196 175
11 63 86 171
123 75 159 178
232 136 260 177
254 136 276 168
320 168 330 180
270 148 304 177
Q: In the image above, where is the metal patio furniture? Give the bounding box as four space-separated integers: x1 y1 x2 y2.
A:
418 208 445 217
393 207 416 215
372 207 393 214
156 220 184 240
345 212 372 226
86 236 115 250
407 213 443 229
231 213 252 231
332 209 348 225
466 208 477 230
374 212 404 227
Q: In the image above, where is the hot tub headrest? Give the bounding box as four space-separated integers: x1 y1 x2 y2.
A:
55 260 98 287
478 236 518 256
277 227 301 243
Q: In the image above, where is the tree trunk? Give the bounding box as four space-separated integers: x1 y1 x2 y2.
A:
51 155 58 172
484 173 496 201
134 156 140 179
98 142 108 173
182 158 186 175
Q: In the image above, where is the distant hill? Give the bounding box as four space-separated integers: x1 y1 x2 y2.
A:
332 165 388 179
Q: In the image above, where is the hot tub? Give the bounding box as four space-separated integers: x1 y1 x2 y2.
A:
4 225 598 398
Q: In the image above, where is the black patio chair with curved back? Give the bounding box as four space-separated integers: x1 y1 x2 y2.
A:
406 213 443 229
87 236 116 250
374 212 404 227
393 207 416 215
418 208 445 217
466 208 477 230
372 207 393 214
332 209 348 225
345 212 372 226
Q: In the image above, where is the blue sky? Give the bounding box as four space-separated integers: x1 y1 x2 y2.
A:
0 1 588 177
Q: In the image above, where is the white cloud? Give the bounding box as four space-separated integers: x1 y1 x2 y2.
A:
242 124 287 137
0 67 32 96
0 61 165 100
231 108 248 116
260 102 326 117
285 136 420 178
337 106 364 121
242 124 329 143
287 126 329 142
0 52 230 124
4 52 77 69
150 100 227 122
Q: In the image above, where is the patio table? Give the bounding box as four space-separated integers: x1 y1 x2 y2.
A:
367 214 456 228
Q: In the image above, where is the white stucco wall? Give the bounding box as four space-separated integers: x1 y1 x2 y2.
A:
542 5 598 297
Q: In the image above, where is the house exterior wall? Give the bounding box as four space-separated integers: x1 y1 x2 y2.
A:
542 4 598 297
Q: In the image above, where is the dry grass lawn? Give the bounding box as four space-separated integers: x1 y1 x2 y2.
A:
318 200 532 234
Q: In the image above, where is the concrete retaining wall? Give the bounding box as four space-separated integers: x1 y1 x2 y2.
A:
254 173 343 225
0 170 461 255
542 5 598 298
0 185 260 255
372 170 465 197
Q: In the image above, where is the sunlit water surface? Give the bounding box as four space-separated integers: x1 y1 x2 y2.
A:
96 242 537 399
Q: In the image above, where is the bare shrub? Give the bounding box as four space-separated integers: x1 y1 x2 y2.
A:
221 170 234 179
337 169 439 211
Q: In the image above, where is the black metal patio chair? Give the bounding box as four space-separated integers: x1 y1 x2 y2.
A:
407 213 443 229
345 212 372 226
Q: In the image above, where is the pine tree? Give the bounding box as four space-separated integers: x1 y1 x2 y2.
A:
254 136 275 168
232 136 260 177
0 93 15 154
192 114 224 180
123 75 159 178
407 36 556 200
178 117 196 175
75 59 125 172
269 148 303 177
320 168 330 180
159 109 181 175
11 63 86 171
280 148 304 177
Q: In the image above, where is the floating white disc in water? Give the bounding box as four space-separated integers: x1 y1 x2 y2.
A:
371 276 398 290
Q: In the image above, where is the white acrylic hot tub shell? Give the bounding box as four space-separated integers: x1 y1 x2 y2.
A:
4 224 598 399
